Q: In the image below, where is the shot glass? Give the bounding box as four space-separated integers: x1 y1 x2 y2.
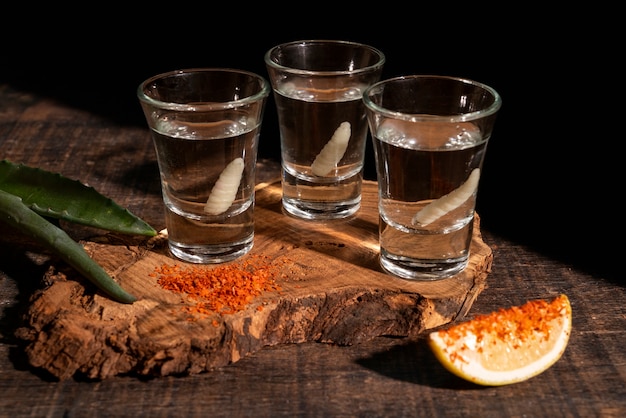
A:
264 40 385 220
137 68 270 264
363 75 501 280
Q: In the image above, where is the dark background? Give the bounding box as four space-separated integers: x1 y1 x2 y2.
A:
1 11 618 281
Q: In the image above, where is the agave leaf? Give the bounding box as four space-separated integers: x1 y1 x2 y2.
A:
0 159 156 237
0 189 136 304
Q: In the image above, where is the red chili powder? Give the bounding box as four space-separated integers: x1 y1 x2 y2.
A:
442 294 569 352
151 255 285 316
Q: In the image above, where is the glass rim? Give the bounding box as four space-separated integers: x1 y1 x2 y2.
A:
264 39 386 76
362 74 502 123
136 67 271 111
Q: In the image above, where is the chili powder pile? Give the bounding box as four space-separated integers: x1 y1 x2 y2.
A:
151 255 284 316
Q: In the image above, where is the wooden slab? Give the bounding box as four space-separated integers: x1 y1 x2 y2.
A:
15 180 492 380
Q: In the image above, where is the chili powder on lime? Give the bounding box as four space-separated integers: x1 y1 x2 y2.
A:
441 294 569 354
151 255 284 316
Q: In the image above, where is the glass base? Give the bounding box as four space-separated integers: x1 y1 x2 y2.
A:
168 238 253 264
379 253 468 281
282 197 360 220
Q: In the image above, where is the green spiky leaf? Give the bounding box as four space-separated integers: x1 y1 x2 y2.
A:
0 159 156 237
0 189 136 303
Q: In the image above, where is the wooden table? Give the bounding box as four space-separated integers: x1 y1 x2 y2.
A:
1 83 624 417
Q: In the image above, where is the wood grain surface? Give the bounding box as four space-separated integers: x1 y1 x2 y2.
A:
14 181 491 380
